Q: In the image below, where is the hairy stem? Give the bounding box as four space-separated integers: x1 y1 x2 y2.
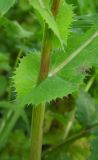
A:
30 1 60 160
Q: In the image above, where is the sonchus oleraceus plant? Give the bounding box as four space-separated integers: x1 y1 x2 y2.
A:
0 0 98 160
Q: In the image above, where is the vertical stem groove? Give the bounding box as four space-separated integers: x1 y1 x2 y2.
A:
30 1 60 160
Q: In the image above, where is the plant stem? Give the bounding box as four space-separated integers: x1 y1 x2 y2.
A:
30 25 52 160
30 104 45 160
63 108 76 141
38 25 52 83
30 1 60 160
85 75 95 92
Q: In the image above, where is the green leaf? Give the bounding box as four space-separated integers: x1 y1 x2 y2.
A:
0 52 9 62
42 143 70 160
29 0 73 48
50 26 98 90
0 0 16 15
52 0 74 48
14 26 98 106
73 14 98 30
13 52 77 105
26 75 77 105
57 0 73 42
14 54 77 104
76 91 98 127
0 101 15 109
88 137 98 160
43 110 75 145
29 0 63 47
0 53 10 71
13 52 40 98
67 24 98 54
0 17 33 39
42 139 90 160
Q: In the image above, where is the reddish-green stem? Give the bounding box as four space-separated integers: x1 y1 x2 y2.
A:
30 1 60 160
